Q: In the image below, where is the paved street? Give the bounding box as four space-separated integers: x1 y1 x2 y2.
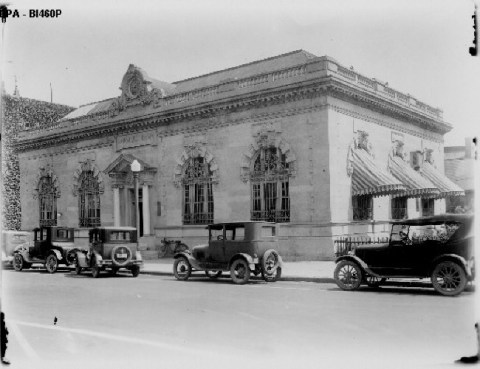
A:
1 268 477 369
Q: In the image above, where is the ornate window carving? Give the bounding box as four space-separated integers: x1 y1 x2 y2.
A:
182 157 214 225
38 176 58 227
250 147 291 222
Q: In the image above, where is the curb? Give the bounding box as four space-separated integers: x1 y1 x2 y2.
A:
139 270 336 284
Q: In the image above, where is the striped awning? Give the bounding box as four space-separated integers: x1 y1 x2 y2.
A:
388 155 440 198
351 149 406 196
420 162 465 198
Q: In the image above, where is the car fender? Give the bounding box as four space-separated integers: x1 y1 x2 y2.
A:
229 253 256 271
75 251 89 268
174 251 202 270
335 255 383 278
49 249 63 261
431 254 472 278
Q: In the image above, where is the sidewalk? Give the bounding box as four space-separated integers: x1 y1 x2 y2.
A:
141 258 336 283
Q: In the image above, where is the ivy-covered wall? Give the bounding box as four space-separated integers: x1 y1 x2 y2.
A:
1 94 74 230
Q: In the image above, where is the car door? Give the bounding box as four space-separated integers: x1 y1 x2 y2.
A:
208 226 225 263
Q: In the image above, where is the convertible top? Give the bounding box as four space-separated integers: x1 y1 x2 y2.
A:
391 213 473 226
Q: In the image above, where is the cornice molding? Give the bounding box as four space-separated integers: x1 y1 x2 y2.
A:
14 78 447 152
328 103 444 143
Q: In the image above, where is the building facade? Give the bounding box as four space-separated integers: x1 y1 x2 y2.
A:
13 50 464 260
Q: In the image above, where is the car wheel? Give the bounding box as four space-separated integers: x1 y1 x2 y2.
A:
365 275 386 287
173 257 191 281
111 245 132 267
65 249 77 266
45 254 58 274
230 259 250 285
205 270 222 279
13 254 24 271
262 266 282 282
131 265 140 278
431 261 467 296
92 264 101 278
334 260 363 291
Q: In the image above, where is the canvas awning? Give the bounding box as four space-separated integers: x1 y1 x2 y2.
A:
388 155 440 198
420 162 465 198
351 149 406 197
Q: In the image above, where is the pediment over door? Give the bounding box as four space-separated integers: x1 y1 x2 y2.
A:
104 154 157 187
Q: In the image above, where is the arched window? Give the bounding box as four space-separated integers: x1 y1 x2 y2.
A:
183 157 214 224
78 170 101 227
38 176 57 226
251 147 290 222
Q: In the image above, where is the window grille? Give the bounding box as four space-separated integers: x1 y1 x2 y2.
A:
421 198 434 217
78 170 101 227
391 196 408 219
38 176 57 227
183 157 214 224
250 147 290 222
352 195 373 221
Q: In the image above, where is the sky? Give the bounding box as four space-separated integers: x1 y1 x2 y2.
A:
1 0 479 147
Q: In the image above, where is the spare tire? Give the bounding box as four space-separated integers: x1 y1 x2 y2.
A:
262 249 281 277
111 245 132 267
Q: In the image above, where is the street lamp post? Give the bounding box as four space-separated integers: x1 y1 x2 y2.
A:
130 159 141 239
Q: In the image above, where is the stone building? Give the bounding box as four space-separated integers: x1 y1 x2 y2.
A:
13 50 463 260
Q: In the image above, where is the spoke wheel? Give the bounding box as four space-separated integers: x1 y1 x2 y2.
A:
205 270 222 279
173 257 191 281
13 254 24 271
230 259 250 285
334 260 363 291
365 275 386 288
131 265 140 278
431 261 467 296
45 254 58 274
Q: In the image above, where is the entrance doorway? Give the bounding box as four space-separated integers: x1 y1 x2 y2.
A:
130 188 144 237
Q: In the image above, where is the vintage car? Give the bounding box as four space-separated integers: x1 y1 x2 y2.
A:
173 221 283 284
2 230 33 268
74 227 143 278
334 214 475 296
13 226 78 273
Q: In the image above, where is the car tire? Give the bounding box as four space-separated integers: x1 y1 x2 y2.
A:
173 257 191 281
65 249 78 266
45 254 58 274
131 265 140 278
365 275 386 288
431 261 467 296
92 264 101 278
262 266 282 282
205 270 222 279
230 259 250 285
334 260 363 291
13 253 24 271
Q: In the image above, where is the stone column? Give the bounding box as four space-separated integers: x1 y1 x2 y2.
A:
142 184 150 235
113 187 121 227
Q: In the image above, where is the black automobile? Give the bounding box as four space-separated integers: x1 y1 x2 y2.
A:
334 214 475 296
173 221 283 284
13 226 79 273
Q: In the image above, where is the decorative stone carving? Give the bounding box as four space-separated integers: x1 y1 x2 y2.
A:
240 130 296 183
347 131 375 177
173 143 219 187
424 148 435 165
33 165 60 199
72 159 105 196
392 140 407 161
